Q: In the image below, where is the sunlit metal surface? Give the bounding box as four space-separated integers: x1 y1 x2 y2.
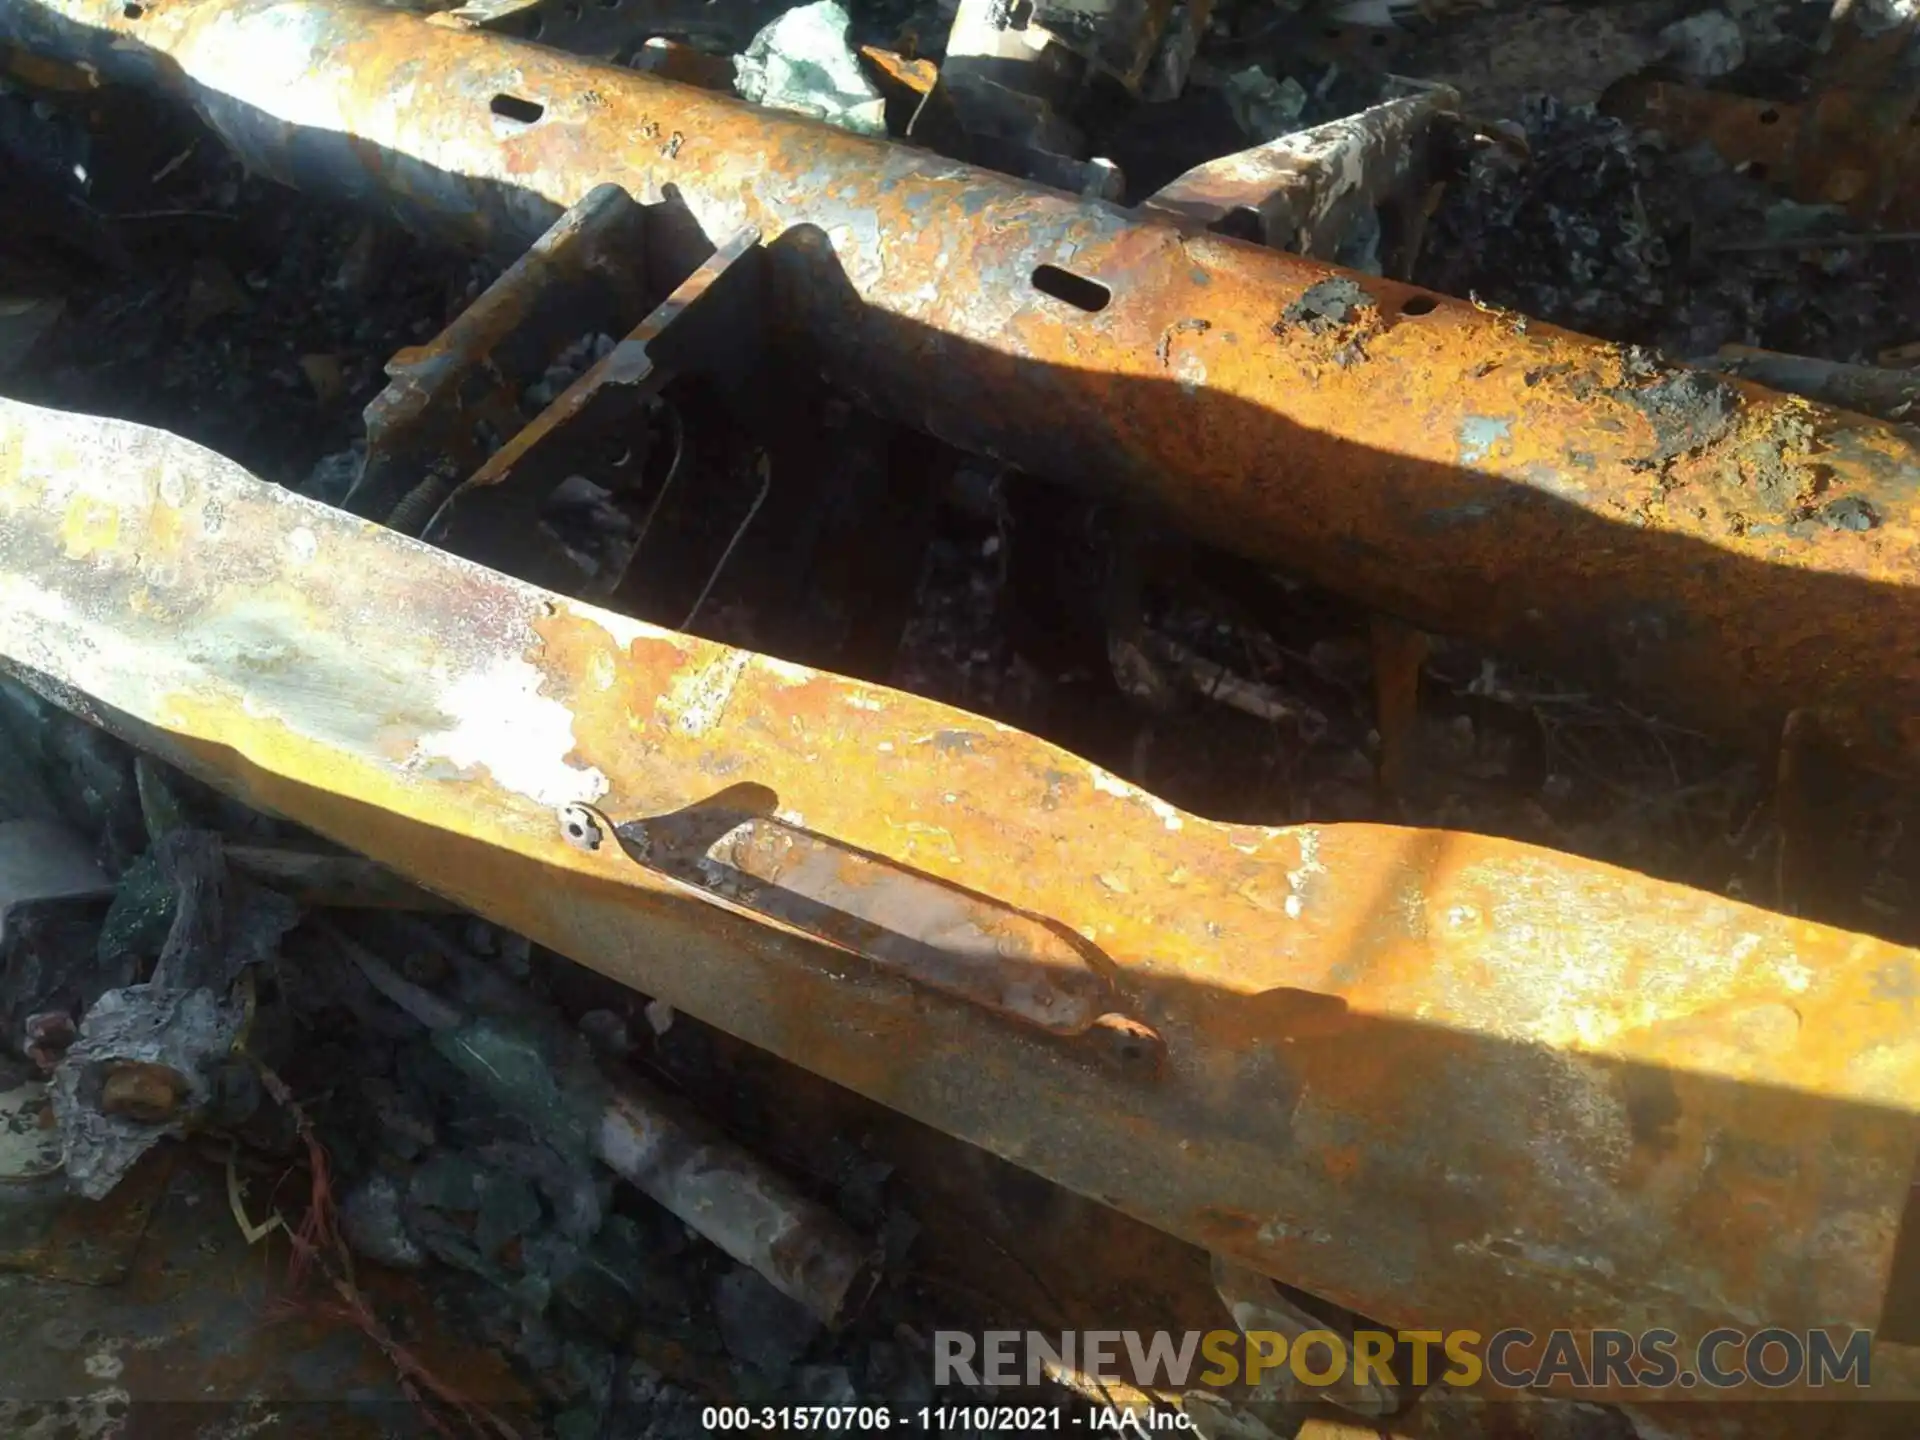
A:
3 0 1920 770
4 397 1920 1400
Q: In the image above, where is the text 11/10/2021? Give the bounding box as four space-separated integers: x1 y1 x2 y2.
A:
700 1405 1192 1433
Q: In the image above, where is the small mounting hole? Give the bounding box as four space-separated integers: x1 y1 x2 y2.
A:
122 2 143 17
1031 264 1110 313
491 93 546 125
1759 107 1781 125
1400 295 1439 316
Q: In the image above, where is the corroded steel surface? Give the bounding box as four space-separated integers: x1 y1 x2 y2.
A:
6 397 1920 1400
6 0 1920 768
1145 88 1453 258
1605 78 1920 227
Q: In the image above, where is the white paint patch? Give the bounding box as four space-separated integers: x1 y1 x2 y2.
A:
412 657 608 807
1775 953 1813 993
656 650 750 737
284 525 317 564
1286 827 1327 893
588 649 617 692
1087 765 1185 829
156 460 186 508
844 692 885 711
1283 894 1304 919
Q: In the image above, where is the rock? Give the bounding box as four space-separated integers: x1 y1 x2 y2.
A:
1659 10 1745 80
1220 66 1307 144
714 1264 822 1382
341 1171 427 1269
734 1 887 138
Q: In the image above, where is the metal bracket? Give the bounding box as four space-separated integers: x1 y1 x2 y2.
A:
420 225 765 597
346 183 651 525
564 792 1166 1072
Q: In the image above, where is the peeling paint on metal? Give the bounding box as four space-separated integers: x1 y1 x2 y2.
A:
411 655 609 805
655 649 751 737
1458 415 1512 465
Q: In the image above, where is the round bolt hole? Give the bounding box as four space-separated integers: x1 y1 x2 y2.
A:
122 2 144 17
1400 295 1440 316
557 803 604 852
1759 107 1781 125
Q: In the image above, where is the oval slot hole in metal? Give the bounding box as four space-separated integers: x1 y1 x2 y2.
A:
1032 264 1110 313
491 93 546 125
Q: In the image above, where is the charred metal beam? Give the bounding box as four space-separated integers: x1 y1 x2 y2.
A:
6 396 1920 1399
1145 86 1453 273
6 0 1920 768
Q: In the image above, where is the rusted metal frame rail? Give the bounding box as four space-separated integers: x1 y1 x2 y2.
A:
6 396 1920 1401
5 0 1920 770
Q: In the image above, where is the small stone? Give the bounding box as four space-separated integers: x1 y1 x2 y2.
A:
1659 11 1745 81
1220 65 1307 144
341 1172 427 1270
